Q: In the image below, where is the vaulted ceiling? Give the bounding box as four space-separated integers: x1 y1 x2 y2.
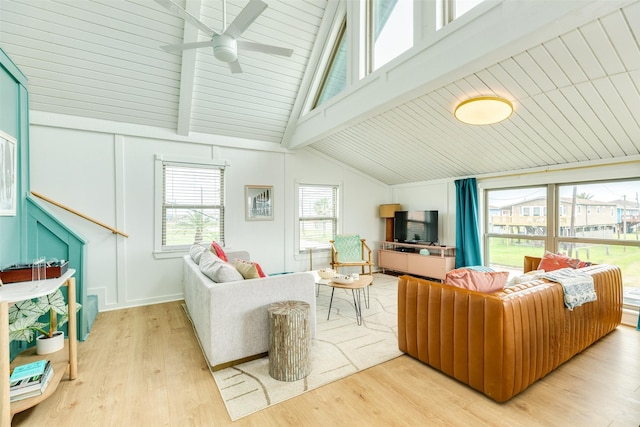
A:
1 0 639 185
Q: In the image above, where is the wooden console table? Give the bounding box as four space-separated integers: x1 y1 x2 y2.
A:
378 242 456 280
0 269 77 426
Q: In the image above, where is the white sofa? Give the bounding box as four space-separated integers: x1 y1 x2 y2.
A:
182 250 316 370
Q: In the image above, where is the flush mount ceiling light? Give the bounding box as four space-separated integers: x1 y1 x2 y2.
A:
454 96 513 125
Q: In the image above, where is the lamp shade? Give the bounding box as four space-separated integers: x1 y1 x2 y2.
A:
454 96 513 125
379 204 401 218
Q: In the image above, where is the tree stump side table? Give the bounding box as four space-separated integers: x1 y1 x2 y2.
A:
268 300 311 381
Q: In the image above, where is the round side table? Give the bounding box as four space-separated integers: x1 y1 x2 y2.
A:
268 300 311 381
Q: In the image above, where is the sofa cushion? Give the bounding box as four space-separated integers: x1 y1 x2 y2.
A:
445 268 509 293
211 241 228 262
537 251 590 271
190 244 206 264
234 259 266 279
200 250 243 283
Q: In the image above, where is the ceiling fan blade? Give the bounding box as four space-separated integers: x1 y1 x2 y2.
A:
228 60 243 74
237 40 293 57
161 40 215 52
154 0 218 37
224 0 268 39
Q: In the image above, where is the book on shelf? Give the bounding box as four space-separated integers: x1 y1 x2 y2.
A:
10 361 51 390
10 362 54 402
9 359 48 383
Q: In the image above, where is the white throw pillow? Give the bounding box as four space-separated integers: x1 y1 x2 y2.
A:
199 250 243 283
506 270 545 287
189 244 206 264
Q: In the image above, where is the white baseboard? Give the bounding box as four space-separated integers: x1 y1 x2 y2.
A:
622 307 639 328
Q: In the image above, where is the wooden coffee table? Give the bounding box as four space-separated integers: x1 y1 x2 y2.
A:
327 275 373 326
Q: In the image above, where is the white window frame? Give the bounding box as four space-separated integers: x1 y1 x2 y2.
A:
302 2 347 114
153 155 228 259
295 181 342 255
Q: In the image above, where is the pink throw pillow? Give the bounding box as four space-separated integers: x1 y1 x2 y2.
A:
211 241 228 262
537 251 582 272
445 268 509 293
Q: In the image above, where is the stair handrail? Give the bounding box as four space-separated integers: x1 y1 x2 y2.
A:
31 191 129 238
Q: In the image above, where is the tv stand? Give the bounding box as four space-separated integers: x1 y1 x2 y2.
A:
378 242 455 281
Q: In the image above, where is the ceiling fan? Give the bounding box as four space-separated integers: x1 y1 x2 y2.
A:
154 0 293 73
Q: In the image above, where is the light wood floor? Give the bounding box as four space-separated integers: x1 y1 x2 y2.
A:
12 301 640 426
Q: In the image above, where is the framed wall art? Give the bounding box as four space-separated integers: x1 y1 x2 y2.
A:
0 132 17 216
245 185 273 221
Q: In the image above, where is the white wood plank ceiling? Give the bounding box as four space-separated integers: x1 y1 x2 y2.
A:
1 0 639 185
0 0 325 142
310 2 640 184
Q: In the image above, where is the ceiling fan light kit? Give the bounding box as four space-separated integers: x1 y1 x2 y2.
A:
454 96 513 125
155 0 293 74
213 34 238 62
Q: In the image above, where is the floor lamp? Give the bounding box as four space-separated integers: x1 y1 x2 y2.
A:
379 204 401 242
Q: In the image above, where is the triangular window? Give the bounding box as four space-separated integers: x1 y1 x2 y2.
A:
313 20 347 108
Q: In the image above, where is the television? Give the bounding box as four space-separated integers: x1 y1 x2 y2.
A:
394 210 438 244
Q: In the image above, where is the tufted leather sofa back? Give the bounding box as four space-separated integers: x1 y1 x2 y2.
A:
397 263 623 402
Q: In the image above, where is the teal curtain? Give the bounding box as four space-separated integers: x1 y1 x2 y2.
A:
455 178 482 268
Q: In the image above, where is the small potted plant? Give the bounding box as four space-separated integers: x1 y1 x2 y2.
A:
8 289 80 355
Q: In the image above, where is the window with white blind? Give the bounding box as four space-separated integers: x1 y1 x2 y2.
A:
155 157 225 253
298 184 339 252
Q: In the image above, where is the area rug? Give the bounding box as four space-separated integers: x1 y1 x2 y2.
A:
210 273 401 421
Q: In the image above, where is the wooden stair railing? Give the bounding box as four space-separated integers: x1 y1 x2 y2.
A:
31 191 129 238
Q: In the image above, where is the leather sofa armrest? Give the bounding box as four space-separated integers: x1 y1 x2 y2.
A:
523 256 542 273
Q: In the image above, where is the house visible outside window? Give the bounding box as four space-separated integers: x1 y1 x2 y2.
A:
156 158 225 253
314 21 347 108
485 179 640 308
369 0 413 71
486 187 547 271
298 184 339 252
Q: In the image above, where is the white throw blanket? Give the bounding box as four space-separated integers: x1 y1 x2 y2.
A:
542 268 597 310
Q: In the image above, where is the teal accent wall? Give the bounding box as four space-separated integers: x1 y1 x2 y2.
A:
0 48 27 268
1 48 29 358
1 48 90 360
25 196 89 340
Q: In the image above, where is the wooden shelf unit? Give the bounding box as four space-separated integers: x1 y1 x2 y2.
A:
378 242 456 281
0 270 77 425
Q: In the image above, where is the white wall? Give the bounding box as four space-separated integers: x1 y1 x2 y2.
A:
391 179 456 246
29 118 390 311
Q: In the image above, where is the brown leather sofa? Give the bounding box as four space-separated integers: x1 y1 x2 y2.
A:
397 256 623 402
